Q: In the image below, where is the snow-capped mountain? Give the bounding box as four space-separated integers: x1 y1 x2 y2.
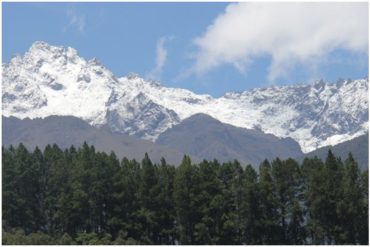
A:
3 42 369 152
2 42 180 141
120 75 368 153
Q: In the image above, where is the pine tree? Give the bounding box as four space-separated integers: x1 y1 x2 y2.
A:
194 160 222 244
217 161 244 244
13 143 40 233
358 170 369 245
301 156 326 244
174 155 199 244
240 164 261 244
2 145 18 229
323 150 344 243
271 158 305 244
258 159 279 244
153 159 177 244
337 153 368 244
136 153 158 244
43 144 69 235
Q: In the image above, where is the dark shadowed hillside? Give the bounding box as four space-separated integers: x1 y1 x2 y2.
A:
156 113 303 167
2 115 199 164
302 133 368 170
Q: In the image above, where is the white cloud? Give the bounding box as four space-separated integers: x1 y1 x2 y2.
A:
66 9 86 33
192 2 368 81
147 36 173 81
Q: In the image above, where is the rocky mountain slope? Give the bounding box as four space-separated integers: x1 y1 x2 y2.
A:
157 113 303 167
3 41 368 152
2 116 198 165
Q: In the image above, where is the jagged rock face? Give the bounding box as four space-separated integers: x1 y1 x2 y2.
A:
211 79 369 152
2 41 180 140
116 75 368 153
105 92 180 141
3 41 369 152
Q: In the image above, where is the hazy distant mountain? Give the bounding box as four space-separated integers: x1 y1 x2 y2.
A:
302 133 369 170
3 41 368 152
156 113 303 167
2 116 199 165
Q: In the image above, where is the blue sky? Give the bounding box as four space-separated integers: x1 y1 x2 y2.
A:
3 2 368 97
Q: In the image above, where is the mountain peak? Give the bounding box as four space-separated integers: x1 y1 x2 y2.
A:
127 72 140 80
3 42 368 153
28 41 64 56
88 57 101 65
29 41 53 50
183 113 221 124
26 42 80 65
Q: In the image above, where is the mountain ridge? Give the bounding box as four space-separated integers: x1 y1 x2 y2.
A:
2 115 200 165
156 113 303 167
3 41 368 152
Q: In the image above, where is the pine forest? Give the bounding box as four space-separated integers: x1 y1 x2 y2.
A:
2 143 368 245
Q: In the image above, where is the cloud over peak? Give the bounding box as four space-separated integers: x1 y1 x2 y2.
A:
147 36 173 81
192 2 368 81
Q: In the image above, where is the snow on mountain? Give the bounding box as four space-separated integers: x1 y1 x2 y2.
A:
120 76 368 152
2 42 180 141
3 42 369 152
3 41 115 126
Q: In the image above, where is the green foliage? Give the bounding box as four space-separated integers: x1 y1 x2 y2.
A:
2 228 57 245
56 233 76 245
2 144 368 245
2 229 28 245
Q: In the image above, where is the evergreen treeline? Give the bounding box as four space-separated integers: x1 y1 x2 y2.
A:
2 143 368 245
